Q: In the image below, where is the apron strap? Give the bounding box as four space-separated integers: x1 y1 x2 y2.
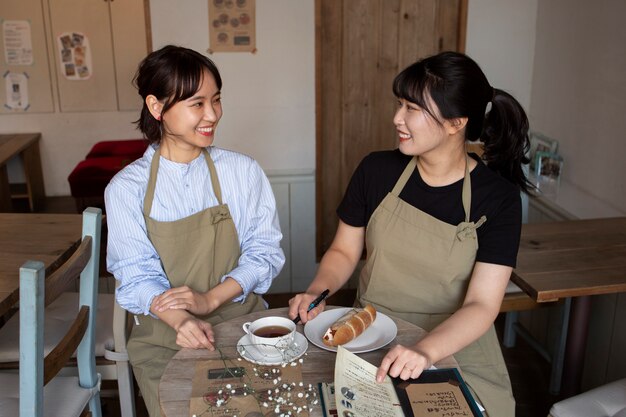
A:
461 153 472 223
143 147 223 217
143 146 161 217
391 156 418 196
202 148 224 205
391 154 474 224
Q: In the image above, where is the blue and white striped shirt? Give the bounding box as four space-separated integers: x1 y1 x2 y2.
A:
105 145 285 315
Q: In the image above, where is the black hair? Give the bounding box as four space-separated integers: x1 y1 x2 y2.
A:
133 45 223 144
392 51 531 192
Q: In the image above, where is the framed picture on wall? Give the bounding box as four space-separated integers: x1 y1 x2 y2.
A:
534 151 563 196
529 132 558 170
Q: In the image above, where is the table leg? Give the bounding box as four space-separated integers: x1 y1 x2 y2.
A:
0 165 13 212
561 295 592 396
22 139 45 212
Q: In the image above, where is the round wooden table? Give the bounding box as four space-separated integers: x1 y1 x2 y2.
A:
159 306 458 417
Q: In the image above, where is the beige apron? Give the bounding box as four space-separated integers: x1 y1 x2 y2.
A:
127 147 265 417
356 156 515 416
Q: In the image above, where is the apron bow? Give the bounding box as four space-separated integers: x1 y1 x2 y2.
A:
456 215 487 241
212 206 232 224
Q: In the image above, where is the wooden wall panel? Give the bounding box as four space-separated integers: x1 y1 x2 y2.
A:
316 0 466 257
317 0 343 254
341 0 380 186
437 0 461 53
371 0 401 157
0 0 55 113
398 0 437 69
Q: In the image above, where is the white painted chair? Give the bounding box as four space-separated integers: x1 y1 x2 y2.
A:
549 378 626 417
0 207 103 417
0 233 136 417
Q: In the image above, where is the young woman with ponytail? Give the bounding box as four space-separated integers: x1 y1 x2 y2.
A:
289 51 529 416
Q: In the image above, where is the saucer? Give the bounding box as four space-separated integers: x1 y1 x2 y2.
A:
237 331 308 366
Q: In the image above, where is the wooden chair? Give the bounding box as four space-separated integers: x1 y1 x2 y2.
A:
0 223 136 417
0 207 103 417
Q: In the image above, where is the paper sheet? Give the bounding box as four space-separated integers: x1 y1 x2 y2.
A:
334 346 404 417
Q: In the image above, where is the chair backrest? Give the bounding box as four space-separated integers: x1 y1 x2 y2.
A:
19 207 102 417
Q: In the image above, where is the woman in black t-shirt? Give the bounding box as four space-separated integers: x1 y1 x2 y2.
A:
288 52 530 416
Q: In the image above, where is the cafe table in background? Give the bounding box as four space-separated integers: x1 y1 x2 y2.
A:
159 306 458 417
0 212 82 319
512 217 626 396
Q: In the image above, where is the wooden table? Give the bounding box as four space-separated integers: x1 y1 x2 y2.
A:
0 133 46 212
159 306 458 417
0 213 83 318
512 217 626 396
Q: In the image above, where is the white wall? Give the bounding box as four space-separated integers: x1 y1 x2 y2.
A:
150 0 315 173
529 0 626 215
465 0 538 111
2 0 314 196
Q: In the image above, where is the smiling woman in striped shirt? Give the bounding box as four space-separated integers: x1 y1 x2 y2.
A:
105 45 285 417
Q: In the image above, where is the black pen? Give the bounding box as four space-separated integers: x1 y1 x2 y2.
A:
293 289 330 324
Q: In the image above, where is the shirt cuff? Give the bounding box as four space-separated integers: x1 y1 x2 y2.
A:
137 281 169 316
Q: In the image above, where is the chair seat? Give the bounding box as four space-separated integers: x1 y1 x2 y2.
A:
0 373 97 417
550 378 626 417
0 292 114 361
85 139 147 159
68 156 136 198
505 280 523 294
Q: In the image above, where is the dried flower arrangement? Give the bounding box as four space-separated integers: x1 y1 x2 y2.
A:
190 343 319 417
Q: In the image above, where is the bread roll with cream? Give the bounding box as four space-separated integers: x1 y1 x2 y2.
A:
322 305 377 347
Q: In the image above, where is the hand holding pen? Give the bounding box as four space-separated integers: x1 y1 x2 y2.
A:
292 289 330 324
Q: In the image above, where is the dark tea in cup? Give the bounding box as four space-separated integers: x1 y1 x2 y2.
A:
242 316 296 355
253 325 291 338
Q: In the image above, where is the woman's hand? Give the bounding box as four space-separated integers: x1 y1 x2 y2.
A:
174 316 215 350
152 285 217 315
376 344 432 383
288 292 326 324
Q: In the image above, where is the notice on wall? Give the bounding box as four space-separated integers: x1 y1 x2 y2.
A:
208 0 256 53
3 20 34 66
3 71 29 111
57 32 92 80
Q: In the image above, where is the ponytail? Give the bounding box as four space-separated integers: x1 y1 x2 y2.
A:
481 89 532 192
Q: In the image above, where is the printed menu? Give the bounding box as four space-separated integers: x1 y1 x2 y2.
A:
327 346 481 417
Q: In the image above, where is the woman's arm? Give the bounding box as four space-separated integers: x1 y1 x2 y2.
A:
218 158 285 301
105 179 172 315
288 220 365 323
376 261 511 382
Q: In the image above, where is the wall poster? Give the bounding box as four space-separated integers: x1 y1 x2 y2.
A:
3 71 29 111
56 32 92 80
2 20 34 66
208 0 256 53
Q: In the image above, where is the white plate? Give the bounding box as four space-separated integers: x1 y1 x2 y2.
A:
237 331 308 366
303 308 397 353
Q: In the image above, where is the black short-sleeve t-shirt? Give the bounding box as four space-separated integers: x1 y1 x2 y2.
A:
337 150 522 267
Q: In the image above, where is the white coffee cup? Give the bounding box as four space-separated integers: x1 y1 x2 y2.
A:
242 316 296 356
